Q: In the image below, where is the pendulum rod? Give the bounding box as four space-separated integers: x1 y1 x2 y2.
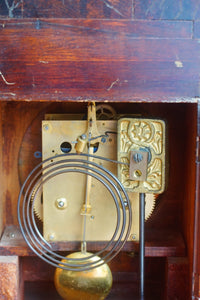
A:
139 193 145 300
81 133 93 253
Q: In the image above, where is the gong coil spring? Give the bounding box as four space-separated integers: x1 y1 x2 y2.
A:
18 153 132 271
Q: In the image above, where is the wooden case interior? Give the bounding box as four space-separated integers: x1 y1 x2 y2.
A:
0 100 196 299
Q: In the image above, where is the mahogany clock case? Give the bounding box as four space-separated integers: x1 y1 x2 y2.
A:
0 101 196 299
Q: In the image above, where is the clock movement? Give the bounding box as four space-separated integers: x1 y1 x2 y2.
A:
17 102 166 299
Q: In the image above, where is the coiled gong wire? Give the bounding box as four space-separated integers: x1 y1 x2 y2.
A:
18 153 132 271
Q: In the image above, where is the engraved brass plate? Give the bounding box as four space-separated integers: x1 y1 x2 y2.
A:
118 118 166 194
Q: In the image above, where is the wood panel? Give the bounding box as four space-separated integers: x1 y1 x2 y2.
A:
192 101 200 298
24 280 163 300
2 102 46 226
0 19 193 38
0 0 133 19
1 0 200 21
182 103 197 295
165 257 189 300
0 2 198 299
0 256 23 300
0 225 186 257
0 104 3 237
134 0 200 20
0 19 198 102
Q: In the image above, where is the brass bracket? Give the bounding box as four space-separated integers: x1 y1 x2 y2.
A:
129 150 148 181
118 118 166 194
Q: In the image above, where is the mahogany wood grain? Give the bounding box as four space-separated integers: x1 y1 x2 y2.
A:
0 256 23 300
0 0 133 19
192 101 200 298
24 280 164 300
0 7 198 298
0 225 186 257
165 257 189 300
181 103 197 295
2 102 46 226
0 19 193 38
0 104 3 237
1 0 200 21
0 19 198 102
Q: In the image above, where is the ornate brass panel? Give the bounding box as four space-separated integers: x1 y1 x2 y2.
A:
118 118 166 194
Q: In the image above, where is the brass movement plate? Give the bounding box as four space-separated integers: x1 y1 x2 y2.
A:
42 120 118 242
118 118 166 194
41 118 157 243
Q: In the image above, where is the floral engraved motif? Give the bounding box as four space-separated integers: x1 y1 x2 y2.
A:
144 159 162 191
127 120 163 154
151 122 163 154
118 118 165 193
128 120 153 144
120 120 132 153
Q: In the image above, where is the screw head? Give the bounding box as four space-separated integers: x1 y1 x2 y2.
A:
130 234 136 240
133 153 143 163
123 200 128 207
101 137 106 143
43 124 49 131
48 233 55 241
81 134 87 140
58 201 64 208
55 198 67 209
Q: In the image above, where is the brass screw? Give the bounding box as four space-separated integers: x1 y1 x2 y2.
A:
130 234 136 240
55 198 67 209
43 124 49 131
133 153 143 163
48 233 55 241
81 134 87 140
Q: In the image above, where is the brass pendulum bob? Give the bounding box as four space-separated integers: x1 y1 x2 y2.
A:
54 251 113 300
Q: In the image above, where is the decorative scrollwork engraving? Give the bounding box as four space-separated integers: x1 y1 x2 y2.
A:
118 118 165 194
119 120 132 153
144 159 162 191
128 120 163 154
